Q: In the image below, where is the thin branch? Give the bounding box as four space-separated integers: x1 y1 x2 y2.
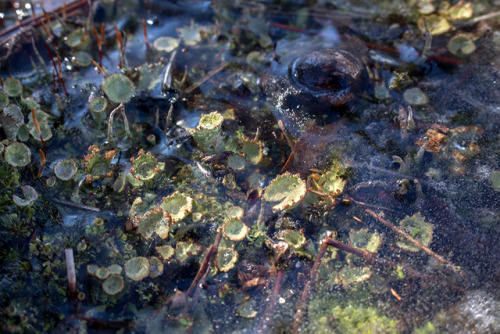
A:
364 209 464 278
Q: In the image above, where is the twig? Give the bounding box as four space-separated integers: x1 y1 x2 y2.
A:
292 237 330 334
107 103 131 143
184 62 228 94
65 248 77 299
161 49 178 93
53 198 100 212
258 269 284 333
142 19 149 48
364 209 464 277
187 231 223 309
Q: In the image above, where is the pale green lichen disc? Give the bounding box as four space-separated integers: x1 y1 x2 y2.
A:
108 264 122 275
396 212 433 252
87 264 99 276
161 191 193 223
72 51 92 67
237 300 257 318
0 91 9 109
216 248 238 272
102 274 125 296
12 185 38 207
4 77 22 97
491 171 500 192
124 257 150 281
403 87 428 106
102 74 135 103
240 138 263 165
417 15 451 35
176 241 202 263
28 120 52 142
130 152 163 181
227 154 246 171
95 267 110 280
283 229 306 249
336 265 372 286
90 97 108 113
153 36 179 52
316 171 346 197
227 206 244 219
53 159 78 181
149 257 164 278
190 111 224 152
155 245 175 260
65 28 86 48
349 229 382 253
222 218 249 241
4 142 31 167
134 209 170 239
263 173 307 211
447 34 476 56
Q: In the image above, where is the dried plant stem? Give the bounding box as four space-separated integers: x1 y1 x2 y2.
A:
187 231 222 308
258 269 284 333
142 19 149 48
53 198 100 212
364 209 464 277
31 37 48 73
292 238 330 334
184 62 228 94
65 248 77 299
107 103 131 143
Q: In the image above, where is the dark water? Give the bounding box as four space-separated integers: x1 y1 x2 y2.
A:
1 0 500 333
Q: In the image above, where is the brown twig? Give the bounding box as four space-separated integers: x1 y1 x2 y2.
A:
187 231 223 308
65 248 77 299
114 22 123 68
92 26 103 65
142 19 149 49
53 198 100 212
258 269 284 333
184 62 229 94
292 237 330 334
364 209 464 277
31 107 47 168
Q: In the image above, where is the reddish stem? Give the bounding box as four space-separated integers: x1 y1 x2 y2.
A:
142 19 149 49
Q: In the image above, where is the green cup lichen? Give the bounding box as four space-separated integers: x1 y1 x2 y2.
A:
108 264 123 275
160 191 193 223
283 229 306 249
133 208 171 239
240 137 264 165
53 159 78 181
263 172 307 211
0 91 9 109
227 206 244 219
153 36 179 53
129 149 165 182
12 185 38 207
125 257 150 281
84 145 116 183
349 229 382 253
216 248 238 272
155 245 175 261
227 153 246 172
4 142 31 167
189 111 224 153
222 218 249 241
89 96 108 121
176 241 202 263
4 76 22 97
149 257 164 278
102 274 125 296
102 73 135 104
95 267 111 280
396 212 433 252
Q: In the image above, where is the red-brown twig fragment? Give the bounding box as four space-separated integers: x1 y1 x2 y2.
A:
258 269 284 333
114 22 123 68
65 248 77 299
62 1 67 20
90 59 106 76
364 209 464 277
29 1 36 17
92 26 103 65
184 62 229 94
38 149 46 177
391 288 402 301
142 19 149 48
292 237 330 334
56 55 68 96
32 106 47 177
187 231 223 310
